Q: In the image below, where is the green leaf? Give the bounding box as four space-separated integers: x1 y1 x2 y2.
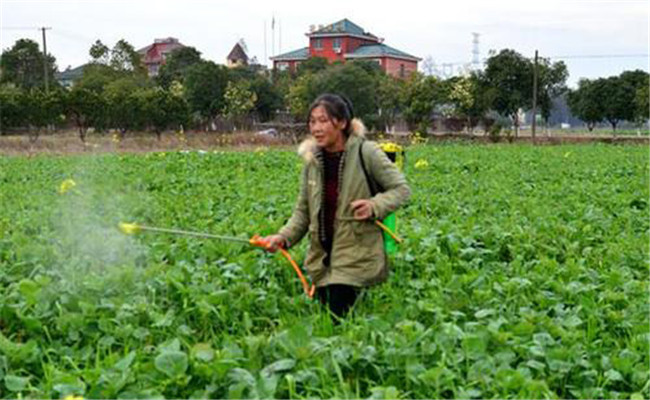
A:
4 375 29 392
155 351 188 378
158 338 181 353
18 279 39 304
474 309 495 319
526 360 546 371
563 315 583 328
262 358 296 376
114 351 136 371
191 343 214 362
604 369 623 382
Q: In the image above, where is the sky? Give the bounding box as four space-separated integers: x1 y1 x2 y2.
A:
1 0 648 87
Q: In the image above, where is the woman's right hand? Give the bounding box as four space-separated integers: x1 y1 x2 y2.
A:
260 234 286 253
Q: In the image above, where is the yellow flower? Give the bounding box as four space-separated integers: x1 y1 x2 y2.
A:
379 142 402 153
411 131 427 145
118 222 141 235
415 159 429 169
63 396 84 400
58 179 77 194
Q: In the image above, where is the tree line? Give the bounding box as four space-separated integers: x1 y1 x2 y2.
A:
1 38 647 141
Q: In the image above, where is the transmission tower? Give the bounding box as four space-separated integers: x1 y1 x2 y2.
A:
472 32 480 71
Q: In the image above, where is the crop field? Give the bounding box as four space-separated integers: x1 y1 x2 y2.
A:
0 144 648 399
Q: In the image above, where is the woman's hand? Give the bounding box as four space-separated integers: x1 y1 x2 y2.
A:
260 234 286 253
350 199 374 220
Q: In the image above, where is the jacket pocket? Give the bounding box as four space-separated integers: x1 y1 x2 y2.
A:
305 228 324 273
351 220 382 248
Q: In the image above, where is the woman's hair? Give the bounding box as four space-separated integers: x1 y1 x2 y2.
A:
307 93 355 137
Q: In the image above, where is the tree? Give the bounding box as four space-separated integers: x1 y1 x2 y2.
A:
110 39 146 76
635 84 649 124
375 74 404 132
598 76 630 131
313 63 378 124
349 60 383 76
286 73 318 119
22 88 64 142
0 38 58 89
400 72 441 132
184 61 230 128
537 59 568 126
484 49 533 136
104 77 148 137
138 87 190 139
65 86 106 142
156 46 203 88
89 40 110 64
223 80 257 130
620 70 650 125
249 76 282 122
79 39 150 95
446 72 491 133
76 63 122 93
287 63 389 127
0 84 25 133
271 70 294 111
567 79 603 131
296 57 329 76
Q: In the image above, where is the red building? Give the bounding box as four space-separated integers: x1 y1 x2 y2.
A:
270 19 420 78
137 37 185 77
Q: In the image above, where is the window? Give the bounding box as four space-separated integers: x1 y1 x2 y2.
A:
314 39 322 50
399 64 405 78
277 62 289 71
333 38 341 50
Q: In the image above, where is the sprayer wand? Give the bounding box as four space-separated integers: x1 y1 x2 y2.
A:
118 223 315 298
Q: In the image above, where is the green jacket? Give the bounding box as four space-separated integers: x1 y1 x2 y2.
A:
278 120 411 288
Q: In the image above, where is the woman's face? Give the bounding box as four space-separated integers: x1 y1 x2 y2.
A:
309 105 346 151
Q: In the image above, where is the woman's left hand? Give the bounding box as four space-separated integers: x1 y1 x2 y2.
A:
350 199 374 220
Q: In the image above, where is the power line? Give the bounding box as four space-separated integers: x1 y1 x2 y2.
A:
549 54 649 60
1 26 42 31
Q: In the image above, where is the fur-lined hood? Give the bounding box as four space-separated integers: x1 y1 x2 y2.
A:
297 118 366 163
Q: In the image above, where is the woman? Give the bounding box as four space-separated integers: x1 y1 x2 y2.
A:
263 94 411 318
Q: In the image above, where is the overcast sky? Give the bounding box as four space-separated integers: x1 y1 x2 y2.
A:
1 0 647 87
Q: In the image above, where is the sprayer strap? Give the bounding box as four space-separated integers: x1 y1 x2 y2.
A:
359 140 384 196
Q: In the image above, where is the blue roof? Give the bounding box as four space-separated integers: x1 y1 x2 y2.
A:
270 47 309 61
346 44 420 61
311 19 376 38
55 64 87 81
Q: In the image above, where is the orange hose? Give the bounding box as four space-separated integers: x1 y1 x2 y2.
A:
374 220 403 243
279 248 315 298
250 235 315 298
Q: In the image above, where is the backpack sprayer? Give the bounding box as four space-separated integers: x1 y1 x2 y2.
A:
118 222 316 298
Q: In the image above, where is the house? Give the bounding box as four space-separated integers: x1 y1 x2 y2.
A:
227 42 249 68
270 19 420 78
137 37 185 77
55 64 87 88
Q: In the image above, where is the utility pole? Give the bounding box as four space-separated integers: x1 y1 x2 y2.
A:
271 15 275 58
41 26 52 92
532 49 538 144
264 20 267 67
